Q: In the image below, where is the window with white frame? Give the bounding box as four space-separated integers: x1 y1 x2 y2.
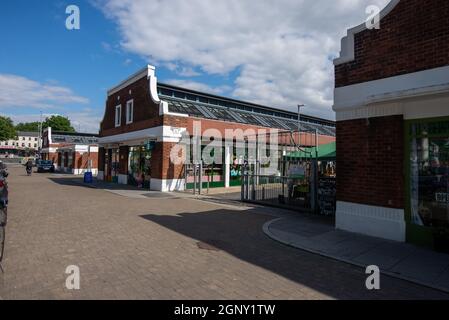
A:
115 105 122 127
126 99 134 124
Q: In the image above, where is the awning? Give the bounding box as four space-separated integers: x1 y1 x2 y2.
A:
285 141 336 160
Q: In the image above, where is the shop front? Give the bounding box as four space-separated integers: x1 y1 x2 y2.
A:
185 145 225 190
406 117 449 251
104 148 119 183
128 145 152 188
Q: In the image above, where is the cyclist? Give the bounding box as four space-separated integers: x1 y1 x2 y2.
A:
25 159 33 176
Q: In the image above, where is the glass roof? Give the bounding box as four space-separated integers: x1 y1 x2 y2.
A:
164 96 335 136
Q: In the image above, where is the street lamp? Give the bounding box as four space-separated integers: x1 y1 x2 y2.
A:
297 104 305 147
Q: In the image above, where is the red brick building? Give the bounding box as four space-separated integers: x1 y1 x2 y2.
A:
41 127 99 175
333 0 449 246
98 65 336 191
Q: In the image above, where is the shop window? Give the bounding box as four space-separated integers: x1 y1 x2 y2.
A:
410 121 449 229
115 105 121 127
128 146 152 188
126 99 134 124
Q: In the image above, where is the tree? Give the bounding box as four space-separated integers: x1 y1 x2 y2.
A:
0 116 17 141
15 122 40 132
43 115 75 132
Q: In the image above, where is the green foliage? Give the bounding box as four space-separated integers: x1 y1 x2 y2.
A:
43 115 75 132
15 121 40 132
0 116 17 141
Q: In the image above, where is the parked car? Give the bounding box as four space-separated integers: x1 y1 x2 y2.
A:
36 160 55 173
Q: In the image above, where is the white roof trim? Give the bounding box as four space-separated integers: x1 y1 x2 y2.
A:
333 65 449 111
107 65 156 97
334 0 401 66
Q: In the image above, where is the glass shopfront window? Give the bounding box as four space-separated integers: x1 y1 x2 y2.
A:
230 144 245 186
68 152 74 171
105 148 119 183
410 122 449 229
128 146 152 188
111 148 119 182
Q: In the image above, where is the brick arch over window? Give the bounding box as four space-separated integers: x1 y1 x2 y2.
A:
335 0 449 88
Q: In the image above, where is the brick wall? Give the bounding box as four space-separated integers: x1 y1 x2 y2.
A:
73 152 98 170
335 0 449 88
151 142 184 181
100 76 163 137
119 146 129 175
336 115 404 209
185 117 335 146
98 148 105 171
48 152 59 165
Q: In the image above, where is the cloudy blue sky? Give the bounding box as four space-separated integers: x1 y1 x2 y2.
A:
0 0 389 133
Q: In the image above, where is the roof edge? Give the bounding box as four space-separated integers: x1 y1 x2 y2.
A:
334 0 401 66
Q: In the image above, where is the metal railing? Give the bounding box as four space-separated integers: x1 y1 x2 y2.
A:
241 173 314 212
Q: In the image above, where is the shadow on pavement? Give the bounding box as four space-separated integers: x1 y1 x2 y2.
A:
140 208 449 299
47 176 141 191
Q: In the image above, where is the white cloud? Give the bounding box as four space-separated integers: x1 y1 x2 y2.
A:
177 67 201 77
95 0 389 119
166 79 231 95
0 74 89 110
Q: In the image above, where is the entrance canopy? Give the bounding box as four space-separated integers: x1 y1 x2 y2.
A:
285 142 336 160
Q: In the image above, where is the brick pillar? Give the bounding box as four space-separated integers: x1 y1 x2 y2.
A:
98 147 105 171
336 115 404 209
119 146 129 175
150 141 185 191
150 142 163 180
335 115 406 242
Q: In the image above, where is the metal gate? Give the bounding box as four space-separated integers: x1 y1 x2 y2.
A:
184 162 216 195
241 161 318 213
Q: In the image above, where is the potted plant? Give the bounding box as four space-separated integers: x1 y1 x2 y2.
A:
433 227 449 254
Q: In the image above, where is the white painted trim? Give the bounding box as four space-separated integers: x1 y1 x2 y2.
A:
107 66 150 97
97 171 104 181
224 145 231 188
148 65 160 104
115 104 122 127
126 99 134 124
73 168 98 176
403 93 449 120
150 178 185 192
98 125 186 145
74 144 98 153
334 0 401 65
118 174 128 185
334 66 449 121
43 127 53 145
335 201 406 242
41 147 58 153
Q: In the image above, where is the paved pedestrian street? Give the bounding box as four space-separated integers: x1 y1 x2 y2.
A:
0 166 448 300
